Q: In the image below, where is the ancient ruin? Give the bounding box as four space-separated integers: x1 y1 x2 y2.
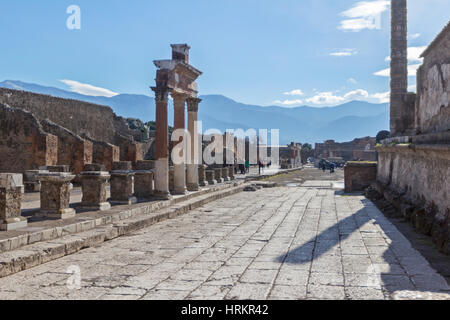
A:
314 137 377 162
373 0 450 254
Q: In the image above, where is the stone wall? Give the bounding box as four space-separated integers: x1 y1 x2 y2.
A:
41 120 93 176
89 140 120 172
315 137 376 162
344 162 377 193
0 104 58 173
376 144 450 253
416 23 450 134
0 88 146 147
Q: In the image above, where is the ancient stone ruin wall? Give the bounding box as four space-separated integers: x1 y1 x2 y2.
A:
0 104 58 173
41 120 93 176
376 145 450 252
315 137 376 162
416 23 450 134
88 139 120 172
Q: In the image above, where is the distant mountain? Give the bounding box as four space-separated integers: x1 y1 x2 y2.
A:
0 80 389 144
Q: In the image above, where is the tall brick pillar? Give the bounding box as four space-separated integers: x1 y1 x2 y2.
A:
390 0 408 136
172 92 188 195
186 97 201 191
152 86 172 200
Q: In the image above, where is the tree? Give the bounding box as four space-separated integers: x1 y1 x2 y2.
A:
376 130 390 143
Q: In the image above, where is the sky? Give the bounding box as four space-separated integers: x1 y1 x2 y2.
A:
0 0 449 107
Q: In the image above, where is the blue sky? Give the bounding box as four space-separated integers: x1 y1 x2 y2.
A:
0 0 449 107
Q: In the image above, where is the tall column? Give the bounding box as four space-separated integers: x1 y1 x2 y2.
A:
186 98 201 191
151 86 171 200
172 92 188 195
390 0 408 136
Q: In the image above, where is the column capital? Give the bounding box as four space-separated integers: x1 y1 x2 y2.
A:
151 86 172 102
186 97 202 112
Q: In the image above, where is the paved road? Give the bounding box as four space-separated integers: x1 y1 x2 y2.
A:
1 170 449 300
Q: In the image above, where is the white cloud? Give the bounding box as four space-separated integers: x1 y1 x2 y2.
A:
339 1 390 32
348 78 358 84
385 46 427 62
283 89 304 96
305 92 346 105
274 99 304 106
344 89 370 100
60 79 119 97
374 63 422 77
330 48 358 57
370 91 390 103
409 33 421 40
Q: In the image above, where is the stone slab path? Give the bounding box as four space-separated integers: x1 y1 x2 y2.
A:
0 183 449 300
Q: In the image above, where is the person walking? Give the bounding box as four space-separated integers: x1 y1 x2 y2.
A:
245 160 250 173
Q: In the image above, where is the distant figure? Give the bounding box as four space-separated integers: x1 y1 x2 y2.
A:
239 164 246 175
245 160 250 173
268 161 272 168
259 160 264 173
330 162 335 173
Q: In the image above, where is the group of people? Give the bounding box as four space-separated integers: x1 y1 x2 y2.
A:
237 160 272 175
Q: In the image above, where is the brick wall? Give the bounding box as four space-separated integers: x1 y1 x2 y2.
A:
344 162 377 193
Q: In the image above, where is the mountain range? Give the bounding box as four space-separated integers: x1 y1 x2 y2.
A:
0 80 389 145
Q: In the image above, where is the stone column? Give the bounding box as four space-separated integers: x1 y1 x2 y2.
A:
134 160 155 199
172 92 188 195
198 165 207 186
222 167 230 182
205 169 215 185
79 164 110 211
37 173 76 219
228 166 235 181
0 174 27 231
214 168 224 184
151 86 172 200
186 98 202 191
390 0 408 136
110 161 137 205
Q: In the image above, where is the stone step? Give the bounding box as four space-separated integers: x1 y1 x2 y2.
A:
0 181 244 255
0 182 248 279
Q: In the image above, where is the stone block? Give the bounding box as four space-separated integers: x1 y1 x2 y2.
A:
198 165 207 187
344 162 377 193
0 186 27 231
205 170 215 185
113 161 132 171
136 160 156 171
46 165 71 173
24 170 48 193
84 163 106 172
36 173 76 220
134 170 154 199
109 170 136 205
222 167 230 182
79 171 111 211
229 166 235 180
214 168 224 184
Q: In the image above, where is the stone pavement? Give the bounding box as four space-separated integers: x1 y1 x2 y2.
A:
0 183 449 300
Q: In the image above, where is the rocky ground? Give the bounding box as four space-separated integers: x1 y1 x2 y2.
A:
0 167 448 300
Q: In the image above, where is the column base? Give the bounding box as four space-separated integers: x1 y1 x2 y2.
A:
0 217 28 231
207 180 216 185
172 188 188 196
187 183 200 192
37 208 76 220
215 179 224 184
80 202 111 212
199 181 208 187
153 190 172 201
110 197 138 206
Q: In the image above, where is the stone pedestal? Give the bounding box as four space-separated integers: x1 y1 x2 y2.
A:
187 98 201 192
198 165 207 187
222 167 230 182
47 165 71 173
37 173 76 220
228 166 235 180
214 168 224 184
205 170 215 185
110 171 136 205
134 170 154 199
169 167 175 193
0 173 27 231
79 171 111 211
25 170 48 193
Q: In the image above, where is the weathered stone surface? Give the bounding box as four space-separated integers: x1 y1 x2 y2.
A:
90 140 120 172
136 160 155 171
134 170 154 199
110 169 136 205
198 165 207 187
214 168 223 184
0 104 58 174
37 173 76 219
222 167 230 182
80 171 111 211
344 162 377 193
205 170 215 185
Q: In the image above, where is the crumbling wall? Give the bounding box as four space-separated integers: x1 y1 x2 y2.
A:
89 139 120 172
0 104 57 173
377 144 450 253
0 88 135 144
41 120 93 176
416 23 450 134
